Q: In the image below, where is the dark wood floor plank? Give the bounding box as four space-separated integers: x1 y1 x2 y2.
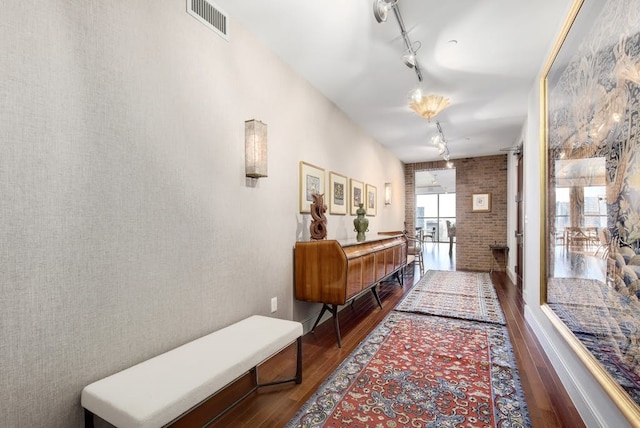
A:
203 244 583 427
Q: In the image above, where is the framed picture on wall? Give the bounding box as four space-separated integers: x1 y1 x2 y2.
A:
299 161 325 213
350 179 364 215
366 184 377 216
471 193 491 212
329 172 348 215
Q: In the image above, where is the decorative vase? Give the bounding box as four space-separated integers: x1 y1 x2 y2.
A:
353 203 369 242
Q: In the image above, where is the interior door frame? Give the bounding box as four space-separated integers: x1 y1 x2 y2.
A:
516 148 524 289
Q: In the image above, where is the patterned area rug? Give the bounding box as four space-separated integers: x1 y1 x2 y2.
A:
547 277 640 404
395 270 506 325
287 311 530 428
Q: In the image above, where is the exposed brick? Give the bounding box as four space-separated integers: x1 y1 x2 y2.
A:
404 155 508 271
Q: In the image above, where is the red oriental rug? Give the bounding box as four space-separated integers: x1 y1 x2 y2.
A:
287 311 529 428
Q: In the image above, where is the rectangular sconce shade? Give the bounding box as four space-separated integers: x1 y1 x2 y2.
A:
245 119 268 178
385 182 392 205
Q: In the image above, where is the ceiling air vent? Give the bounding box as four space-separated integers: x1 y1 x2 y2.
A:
187 0 229 40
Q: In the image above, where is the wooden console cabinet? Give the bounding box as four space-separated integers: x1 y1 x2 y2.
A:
294 234 408 347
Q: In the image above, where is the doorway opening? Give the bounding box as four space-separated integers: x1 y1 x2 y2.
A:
415 169 456 244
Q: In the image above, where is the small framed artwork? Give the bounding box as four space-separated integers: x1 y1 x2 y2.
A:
350 179 364 215
329 172 347 215
366 184 377 216
471 193 491 212
299 161 325 213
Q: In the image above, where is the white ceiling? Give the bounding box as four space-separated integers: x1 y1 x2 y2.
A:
214 0 572 163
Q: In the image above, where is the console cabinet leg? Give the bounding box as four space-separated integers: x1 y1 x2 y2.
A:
371 286 383 309
328 304 341 348
311 304 328 333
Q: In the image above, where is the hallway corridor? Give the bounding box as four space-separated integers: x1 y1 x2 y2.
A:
203 245 584 427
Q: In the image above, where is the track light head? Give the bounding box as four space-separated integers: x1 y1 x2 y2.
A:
402 52 416 68
402 41 421 69
373 0 397 23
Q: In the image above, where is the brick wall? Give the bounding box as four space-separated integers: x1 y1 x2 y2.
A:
404 155 508 271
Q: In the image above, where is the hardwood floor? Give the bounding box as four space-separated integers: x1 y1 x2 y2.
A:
199 243 584 427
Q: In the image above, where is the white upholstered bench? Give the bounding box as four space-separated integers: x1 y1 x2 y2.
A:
81 315 303 428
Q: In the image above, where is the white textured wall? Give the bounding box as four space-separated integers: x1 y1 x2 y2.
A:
0 1 404 426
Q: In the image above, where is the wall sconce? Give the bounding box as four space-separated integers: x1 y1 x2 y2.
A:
245 119 267 178
384 182 392 205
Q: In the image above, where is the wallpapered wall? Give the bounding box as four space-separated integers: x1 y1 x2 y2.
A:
0 1 404 426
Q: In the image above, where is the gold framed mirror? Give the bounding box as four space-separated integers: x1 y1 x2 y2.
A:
540 0 640 423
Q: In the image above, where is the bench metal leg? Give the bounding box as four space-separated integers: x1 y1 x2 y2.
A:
84 409 95 428
256 336 303 387
204 336 303 427
295 336 303 384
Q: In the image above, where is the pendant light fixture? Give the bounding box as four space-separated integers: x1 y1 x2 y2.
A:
409 94 451 121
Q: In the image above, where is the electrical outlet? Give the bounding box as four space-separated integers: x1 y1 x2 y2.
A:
270 297 277 313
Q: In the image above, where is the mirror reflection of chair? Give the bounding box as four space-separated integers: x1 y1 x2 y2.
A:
585 226 599 249
554 227 565 248
565 227 589 251
594 227 611 258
